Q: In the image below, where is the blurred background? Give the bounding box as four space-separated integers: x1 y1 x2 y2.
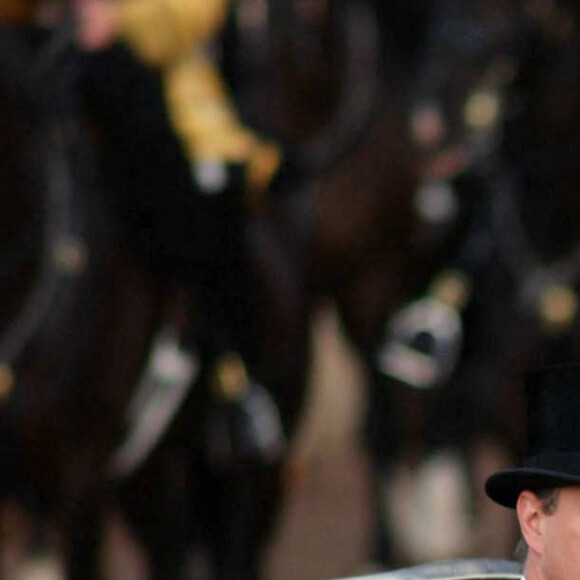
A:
2 1 580 579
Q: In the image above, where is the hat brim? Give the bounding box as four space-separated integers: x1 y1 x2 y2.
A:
485 468 580 508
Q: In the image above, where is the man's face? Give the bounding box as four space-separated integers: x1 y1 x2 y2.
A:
537 487 580 580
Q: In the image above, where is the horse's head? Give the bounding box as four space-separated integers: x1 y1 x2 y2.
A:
407 0 580 333
408 0 533 179
405 0 580 251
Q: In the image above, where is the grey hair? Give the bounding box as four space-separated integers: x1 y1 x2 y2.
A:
535 487 561 515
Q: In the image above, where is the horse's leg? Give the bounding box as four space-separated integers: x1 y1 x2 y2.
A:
331 258 423 569
60 487 107 580
65 515 103 580
198 215 311 580
116 445 195 580
337 270 471 568
465 435 519 557
337 256 525 566
116 388 289 580
197 460 284 580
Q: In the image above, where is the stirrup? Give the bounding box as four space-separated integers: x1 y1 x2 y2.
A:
109 323 199 479
204 352 285 470
375 271 470 390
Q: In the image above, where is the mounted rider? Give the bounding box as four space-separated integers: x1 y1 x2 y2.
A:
0 0 287 469
1 0 283 204
75 0 283 205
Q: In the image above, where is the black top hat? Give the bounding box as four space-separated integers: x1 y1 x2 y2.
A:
485 363 580 508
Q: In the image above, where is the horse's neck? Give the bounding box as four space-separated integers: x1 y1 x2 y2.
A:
501 33 580 261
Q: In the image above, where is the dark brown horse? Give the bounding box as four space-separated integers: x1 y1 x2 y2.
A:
224 0 467 568
69 7 316 580
364 0 580 566
18 2 580 578
60 2 397 579
0 14 313 579
220 0 580 570
0 22 173 580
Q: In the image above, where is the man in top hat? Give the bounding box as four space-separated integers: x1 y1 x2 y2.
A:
485 363 580 580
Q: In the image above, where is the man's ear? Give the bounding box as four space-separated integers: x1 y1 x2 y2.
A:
517 490 545 555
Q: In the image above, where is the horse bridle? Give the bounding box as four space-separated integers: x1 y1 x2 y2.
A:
0 123 89 401
490 172 580 333
486 3 580 335
378 2 578 389
0 24 89 402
